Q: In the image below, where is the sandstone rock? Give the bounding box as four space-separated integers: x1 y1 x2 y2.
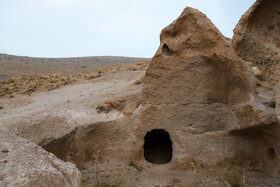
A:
0 127 81 187
2 2 280 186
139 7 279 175
233 0 280 119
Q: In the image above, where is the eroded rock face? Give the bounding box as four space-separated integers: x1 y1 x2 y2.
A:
2 2 280 186
233 0 280 119
0 127 81 187
140 7 280 174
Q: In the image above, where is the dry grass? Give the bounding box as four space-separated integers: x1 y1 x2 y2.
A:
105 99 126 111
134 76 144 85
0 74 74 98
96 98 126 113
124 60 149 71
96 94 142 115
0 60 149 99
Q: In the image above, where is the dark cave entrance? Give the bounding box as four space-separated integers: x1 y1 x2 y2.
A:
143 129 173 164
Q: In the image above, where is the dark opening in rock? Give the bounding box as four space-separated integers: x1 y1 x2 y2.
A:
268 101 276 108
267 148 276 159
144 129 173 164
162 43 175 56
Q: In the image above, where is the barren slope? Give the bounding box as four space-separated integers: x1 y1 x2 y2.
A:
0 53 145 80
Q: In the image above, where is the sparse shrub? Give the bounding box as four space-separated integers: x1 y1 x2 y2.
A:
0 106 3 109
96 98 126 113
105 98 126 111
134 76 144 85
87 73 100 80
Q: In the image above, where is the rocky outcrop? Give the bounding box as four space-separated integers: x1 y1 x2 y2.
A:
0 127 81 187
140 7 280 175
233 0 280 119
2 1 280 186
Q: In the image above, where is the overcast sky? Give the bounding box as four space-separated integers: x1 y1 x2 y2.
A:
0 0 255 58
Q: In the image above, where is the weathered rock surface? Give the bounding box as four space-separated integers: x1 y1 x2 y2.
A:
140 7 280 176
0 70 145 186
2 2 280 186
0 126 81 187
233 0 280 119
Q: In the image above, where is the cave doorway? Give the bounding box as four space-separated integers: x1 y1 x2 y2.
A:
143 129 173 164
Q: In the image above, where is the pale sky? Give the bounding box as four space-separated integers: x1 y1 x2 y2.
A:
0 0 255 58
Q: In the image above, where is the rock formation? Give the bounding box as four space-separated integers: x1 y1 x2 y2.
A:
140 4 280 176
233 0 280 119
0 126 81 187
1 0 280 186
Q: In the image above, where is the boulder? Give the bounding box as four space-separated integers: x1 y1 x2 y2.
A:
0 127 81 187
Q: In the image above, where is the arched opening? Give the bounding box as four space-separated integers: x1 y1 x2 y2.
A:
143 129 173 164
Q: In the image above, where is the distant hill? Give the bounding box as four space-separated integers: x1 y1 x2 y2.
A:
0 53 148 80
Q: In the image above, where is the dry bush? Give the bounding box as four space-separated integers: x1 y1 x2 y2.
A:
134 76 144 85
96 98 126 113
125 60 149 71
105 99 126 111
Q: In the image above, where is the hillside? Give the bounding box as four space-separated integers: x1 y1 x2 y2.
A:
0 53 146 80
